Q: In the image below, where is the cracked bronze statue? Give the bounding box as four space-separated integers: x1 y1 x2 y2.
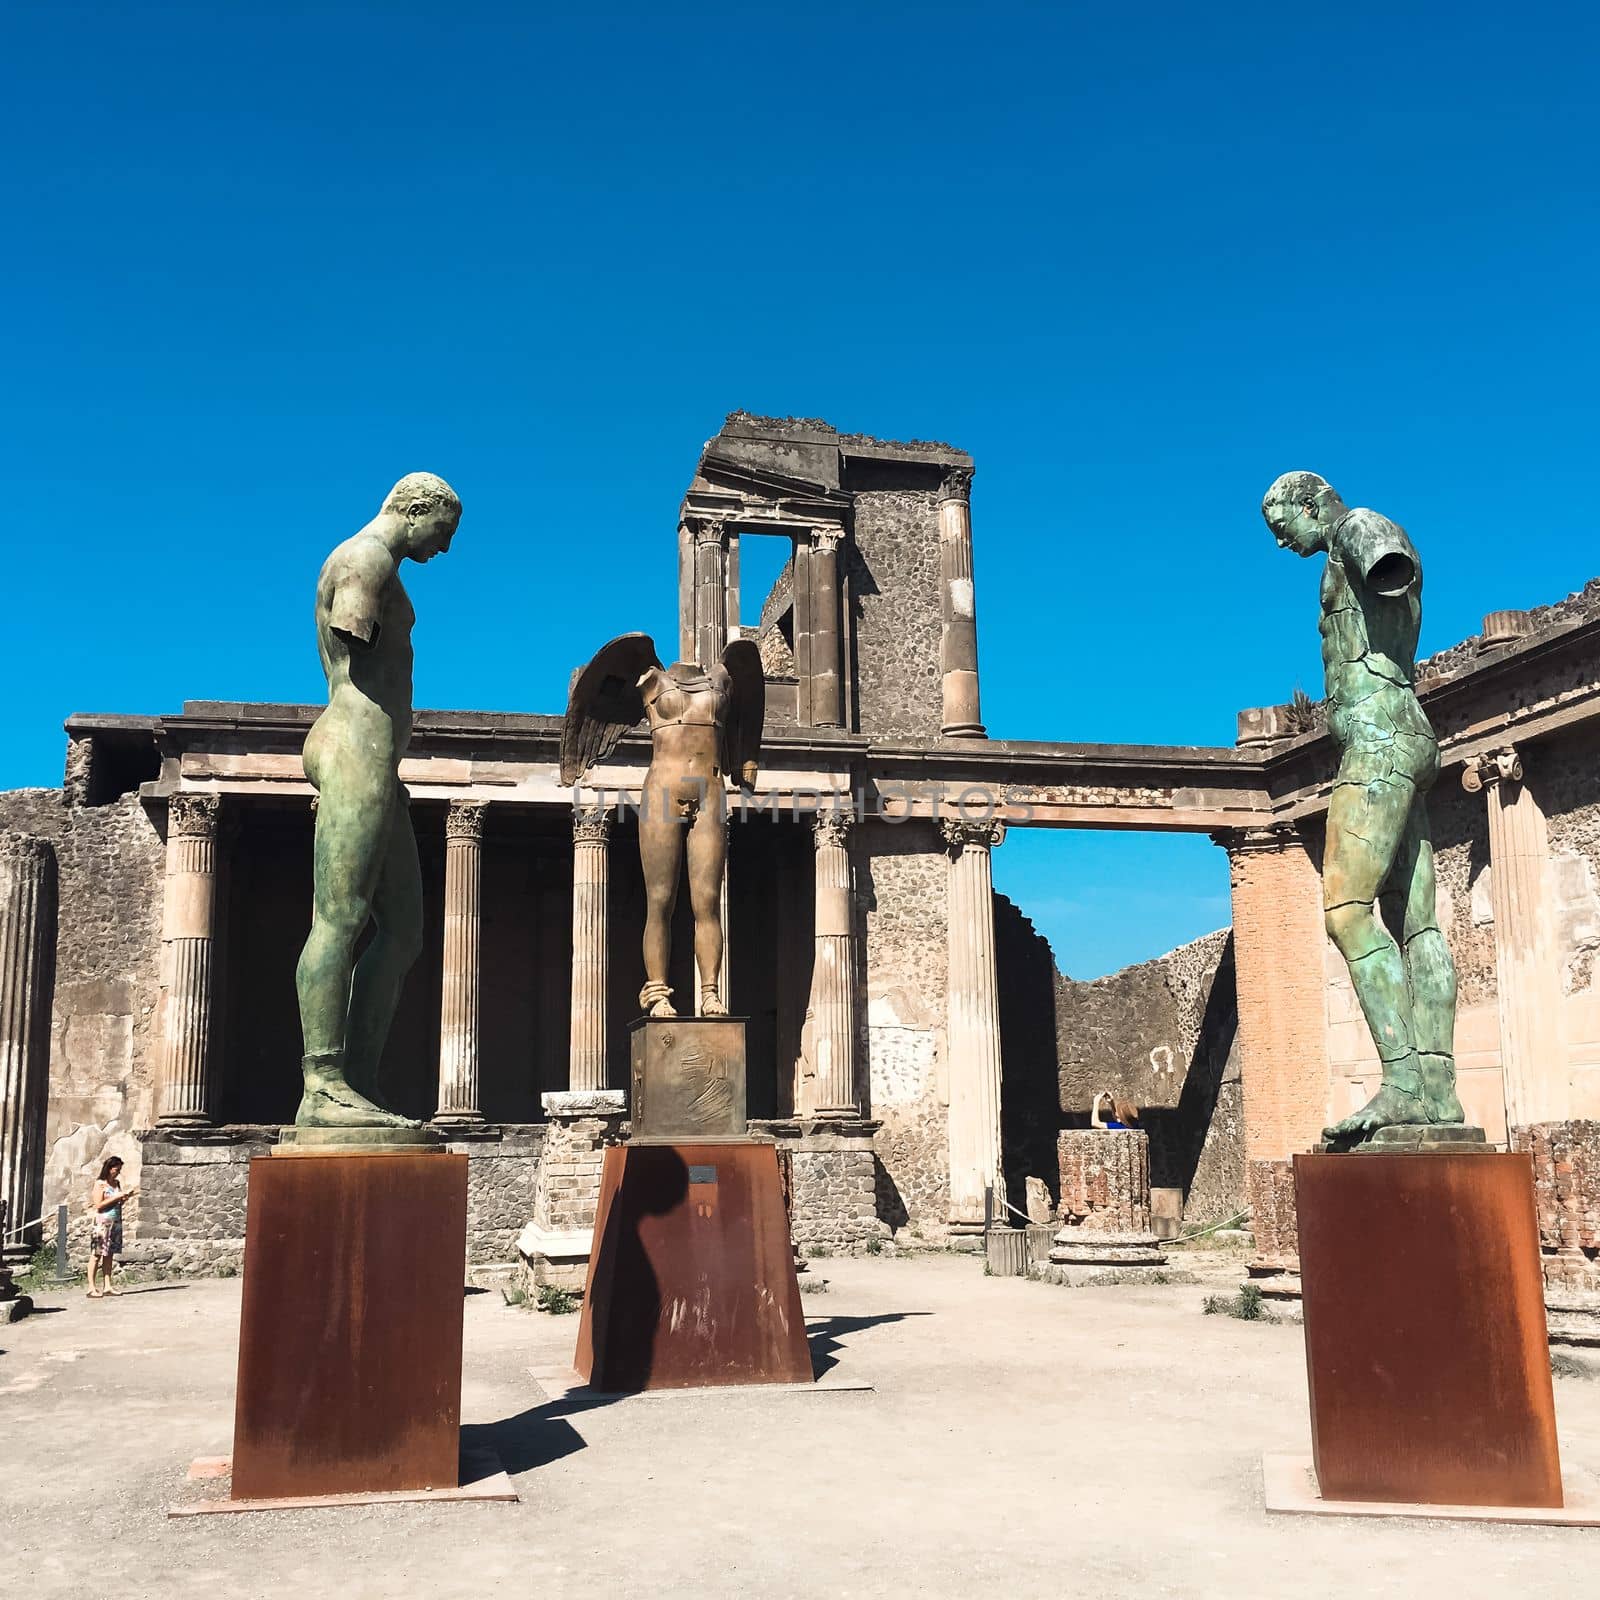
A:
1263 472 1463 1148
294 471 461 1130
561 633 763 1019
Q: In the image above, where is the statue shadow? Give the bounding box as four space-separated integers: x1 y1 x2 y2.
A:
806 1309 929 1379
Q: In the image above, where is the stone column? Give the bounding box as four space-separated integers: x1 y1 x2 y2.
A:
1216 823 1330 1297
938 467 985 738
157 794 221 1128
435 800 487 1126
691 516 729 670
942 817 1005 1227
1048 1128 1164 1267
809 810 859 1115
568 807 611 1093
0 834 55 1270
809 526 845 729
1463 747 1571 1127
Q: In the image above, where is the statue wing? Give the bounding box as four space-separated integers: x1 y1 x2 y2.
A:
560 633 662 786
720 637 765 791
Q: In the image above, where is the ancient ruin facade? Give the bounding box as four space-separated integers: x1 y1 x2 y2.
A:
3 414 1599 1329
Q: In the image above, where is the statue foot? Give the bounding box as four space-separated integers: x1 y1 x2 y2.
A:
640 981 676 1019
700 987 728 1018
1420 1053 1465 1125
648 996 678 1018
1322 1081 1431 1148
297 1058 420 1129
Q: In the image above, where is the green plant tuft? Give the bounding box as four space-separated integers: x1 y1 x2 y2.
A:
536 1284 579 1315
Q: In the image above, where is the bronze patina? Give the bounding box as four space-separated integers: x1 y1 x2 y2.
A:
294 472 461 1130
1263 473 1462 1147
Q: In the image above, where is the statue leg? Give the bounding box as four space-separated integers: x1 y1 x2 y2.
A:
294 768 418 1129
1322 769 1431 1143
344 789 425 1104
1382 798 1463 1125
685 791 728 1015
639 781 682 1017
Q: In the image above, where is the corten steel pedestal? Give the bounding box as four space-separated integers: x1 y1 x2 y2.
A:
576 1016 811 1391
574 1139 812 1391
231 1146 468 1501
1294 1150 1562 1509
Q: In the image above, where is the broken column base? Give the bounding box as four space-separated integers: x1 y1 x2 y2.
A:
0 1285 32 1323
1547 1290 1600 1347
1048 1227 1167 1267
516 1223 593 1295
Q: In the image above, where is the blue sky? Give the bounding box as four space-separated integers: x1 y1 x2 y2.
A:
5 3 1597 977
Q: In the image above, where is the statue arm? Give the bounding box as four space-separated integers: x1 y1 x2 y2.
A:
327 545 392 648
1335 509 1419 599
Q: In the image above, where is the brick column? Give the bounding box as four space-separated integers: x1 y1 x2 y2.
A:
691 516 728 670
435 799 486 1126
938 467 985 738
809 809 859 1115
942 818 1005 1227
568 807 611 1093
1463 747 1570 1126
1217 823 1330 1295
157 794 221 1127
809 526 845 728
0 834 55 1269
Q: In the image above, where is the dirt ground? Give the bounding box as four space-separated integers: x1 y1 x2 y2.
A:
2 1251 1595 1599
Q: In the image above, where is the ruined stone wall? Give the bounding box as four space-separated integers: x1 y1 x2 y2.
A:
1053 927 1243 1222
0 788 164 1239
757 1122 888 1253
860 819 949 1235
846 490 942 740
136 1128 543 1273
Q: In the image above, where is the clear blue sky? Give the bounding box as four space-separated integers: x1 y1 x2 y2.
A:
6 3 1597 977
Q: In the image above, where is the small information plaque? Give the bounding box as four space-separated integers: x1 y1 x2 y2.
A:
688 1165 717 1185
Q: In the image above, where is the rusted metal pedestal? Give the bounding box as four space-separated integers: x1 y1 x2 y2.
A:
231 1146 468 1501
1294 1150 1562 1509
575 1139 813 1391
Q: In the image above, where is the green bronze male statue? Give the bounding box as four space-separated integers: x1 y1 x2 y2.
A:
1263 473 1463 1147
294 472 461 1128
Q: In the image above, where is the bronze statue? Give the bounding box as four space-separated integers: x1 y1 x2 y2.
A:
295 472 461 1129
562 634 763 1018
1263 472 1462 1147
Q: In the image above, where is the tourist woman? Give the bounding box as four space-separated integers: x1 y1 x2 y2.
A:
87 1155 136 1298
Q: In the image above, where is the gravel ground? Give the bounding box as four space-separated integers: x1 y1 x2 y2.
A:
2 1251 1595 1599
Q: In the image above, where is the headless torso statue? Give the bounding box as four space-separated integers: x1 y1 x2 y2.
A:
561 633 763 1020
1263 473 1463 1147
295 472 461 1129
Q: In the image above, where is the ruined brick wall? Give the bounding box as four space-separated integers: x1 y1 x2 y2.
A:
1053 927 1243 1222
1511 1121 1600 1293
846 490 942 739
0 787 164 1236
861 820 949 1235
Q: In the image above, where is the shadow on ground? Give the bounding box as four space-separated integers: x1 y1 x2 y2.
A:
807 1310 930 1379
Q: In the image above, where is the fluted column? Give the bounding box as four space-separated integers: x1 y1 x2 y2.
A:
938 467 985 738
1464 747 1569 1126
810 810 859 1115
691 516 729 669
809 526 845 729
157 794 220 1127
568 807 611 1093
943 818 1005 1225
0 834 56 1268
436 800 486 1125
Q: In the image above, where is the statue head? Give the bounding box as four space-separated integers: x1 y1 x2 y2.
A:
382 472 460 562
1262 471 1345 558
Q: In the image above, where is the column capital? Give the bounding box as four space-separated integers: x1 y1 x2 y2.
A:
168 792 221 839
938 466 974 505
445 798 487 840
811 524 846 554
572 806 613 846
814 809 853 850
1210 821 1300 857
685 514 726 547
941 816 1004 853
1462 746 1523 793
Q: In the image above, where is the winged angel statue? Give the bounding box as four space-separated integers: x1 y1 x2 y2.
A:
561 634 764 1018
